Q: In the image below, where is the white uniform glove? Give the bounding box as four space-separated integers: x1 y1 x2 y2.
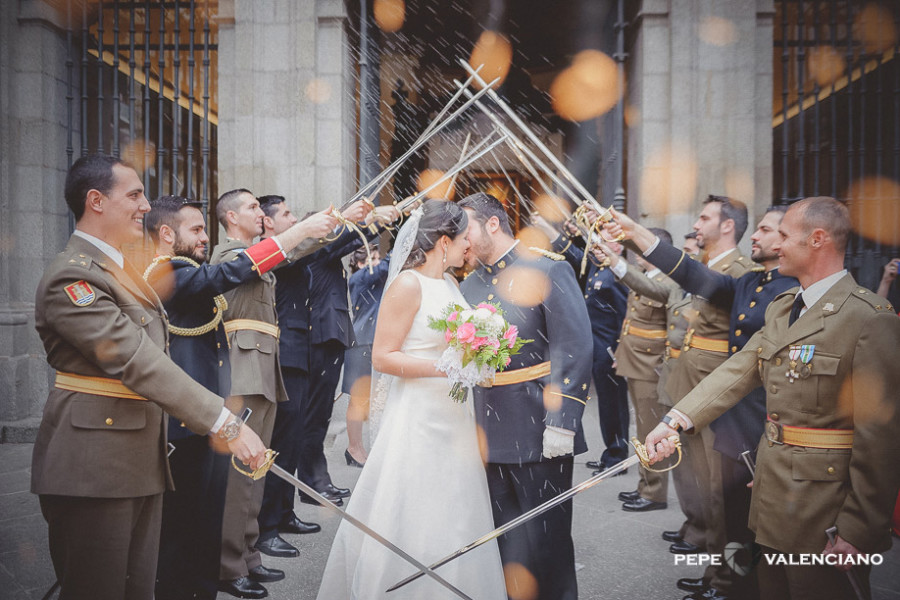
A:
542 426 575 459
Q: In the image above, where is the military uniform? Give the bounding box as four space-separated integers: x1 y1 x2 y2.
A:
615 263 708 546
644 238 799 594
210 239 288 581
660 247 754 583
554 235 631 468
32 234 225 600
612 263 681 503
674 273 900 598
147 239 286 600
461 245 592 600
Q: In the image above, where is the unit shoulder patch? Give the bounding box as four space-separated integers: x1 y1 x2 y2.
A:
64 280 96 306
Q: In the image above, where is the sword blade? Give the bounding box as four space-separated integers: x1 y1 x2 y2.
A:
386 455 641 593
267 464 473 600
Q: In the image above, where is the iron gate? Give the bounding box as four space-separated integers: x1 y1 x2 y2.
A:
64 0 218 234
774 0 900 294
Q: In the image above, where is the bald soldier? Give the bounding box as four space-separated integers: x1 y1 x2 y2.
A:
32 155 266 600
645 197 900 600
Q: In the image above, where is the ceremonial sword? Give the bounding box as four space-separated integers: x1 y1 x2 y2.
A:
232 454 474 600
385 437 682 594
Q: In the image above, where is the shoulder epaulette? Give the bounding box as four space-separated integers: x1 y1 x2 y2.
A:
529 247 565 261
65 253 96 270
750 265 765 272
851 287 894 312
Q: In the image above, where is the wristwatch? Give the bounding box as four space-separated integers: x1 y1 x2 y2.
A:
661 414 683 433
217 415 243 442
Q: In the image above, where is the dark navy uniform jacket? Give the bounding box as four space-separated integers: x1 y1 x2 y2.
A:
645 241 798 458
348 255 390 346
554 236 628 355
461 245 593 464
276 227 381 372
148 254 262 440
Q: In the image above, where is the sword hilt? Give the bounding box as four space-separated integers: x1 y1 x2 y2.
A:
631 436 682 472
231 449 278 480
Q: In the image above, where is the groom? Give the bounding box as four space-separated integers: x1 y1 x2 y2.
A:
460 193 592 600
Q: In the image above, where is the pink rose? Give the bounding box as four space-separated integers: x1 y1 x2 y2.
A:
488 338 501 354
444 328 453 343
504 356 512 367
503 325 519 348
476 302 497 314
471 336 488 350
447 310 459 322
456 322 476 344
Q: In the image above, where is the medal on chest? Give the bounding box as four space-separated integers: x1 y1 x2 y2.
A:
786 344 815 383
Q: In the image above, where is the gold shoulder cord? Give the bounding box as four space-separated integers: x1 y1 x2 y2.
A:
142 255 228 337
631 436 683 472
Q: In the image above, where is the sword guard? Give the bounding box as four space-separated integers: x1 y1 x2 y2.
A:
631 436 682 473
231 449 278 480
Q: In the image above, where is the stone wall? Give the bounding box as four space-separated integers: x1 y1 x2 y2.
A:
626 0 774 249
0 0 74 441
217 0 355 218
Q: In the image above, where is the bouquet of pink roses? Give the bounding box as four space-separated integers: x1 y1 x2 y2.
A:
427 301 532 402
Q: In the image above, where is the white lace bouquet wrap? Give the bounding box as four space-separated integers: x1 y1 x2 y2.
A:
428 302 532 403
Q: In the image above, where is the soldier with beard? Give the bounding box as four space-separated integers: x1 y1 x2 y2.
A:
144 195 336 600
606 205 798 600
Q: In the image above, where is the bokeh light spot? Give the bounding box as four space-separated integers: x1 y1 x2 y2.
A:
807 46 846 88
531 194 571 224
853 3 898 54
638 142 698 216
305 78 332 104
469 31 513 89
416 169 454 200
550 50 623 122
373 0 405 33
698 16 738 46
724 169 753 209
846 177 900 246
503 562 539 600
516 226 551 257
496 265 549 308
542 383 563 413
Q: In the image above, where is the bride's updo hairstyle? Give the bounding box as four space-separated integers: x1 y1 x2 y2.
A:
403 199 468 269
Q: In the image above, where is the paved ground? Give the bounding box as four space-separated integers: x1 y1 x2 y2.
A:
2 395 899 599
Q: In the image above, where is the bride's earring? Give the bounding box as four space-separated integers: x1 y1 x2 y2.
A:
442 245 448 264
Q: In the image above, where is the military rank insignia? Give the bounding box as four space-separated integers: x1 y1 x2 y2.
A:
64 280 96 306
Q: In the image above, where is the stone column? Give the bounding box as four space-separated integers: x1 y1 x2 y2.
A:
217 0 354 219
627 0 774 248
0 0 74 440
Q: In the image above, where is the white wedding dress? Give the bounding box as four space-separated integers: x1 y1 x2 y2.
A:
316 270 507 600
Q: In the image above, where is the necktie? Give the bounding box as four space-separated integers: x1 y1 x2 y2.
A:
788 292 804 326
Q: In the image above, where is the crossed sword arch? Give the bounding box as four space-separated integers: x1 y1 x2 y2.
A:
233 62 676 599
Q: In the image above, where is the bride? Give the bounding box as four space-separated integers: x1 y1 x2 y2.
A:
316 200 507 599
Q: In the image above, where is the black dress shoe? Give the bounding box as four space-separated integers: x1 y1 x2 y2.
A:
324 483 351 498
299 489 343 506
618 489 641 502
622 497 667 512
218 576 267 599
670 539 702 554
593 467 627 477
676 577 709 593
248 565 285 583
684 588 728 600
662 530 683 543
345 449 366 468
586 459 603 470
255 535 299 558
279 514 321 535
